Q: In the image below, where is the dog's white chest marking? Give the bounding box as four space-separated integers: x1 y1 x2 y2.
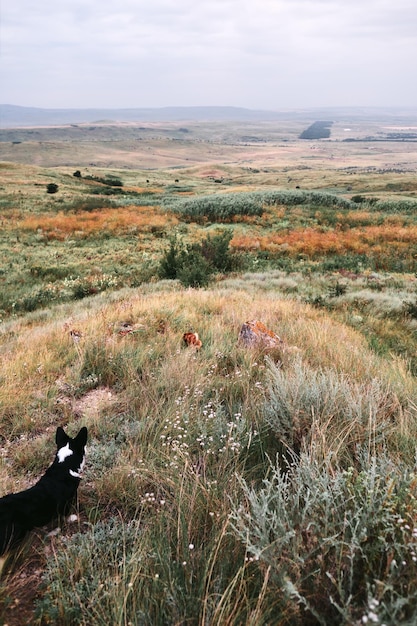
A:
57 443 73 463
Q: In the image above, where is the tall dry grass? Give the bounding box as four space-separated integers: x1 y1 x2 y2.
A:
1 284 417 624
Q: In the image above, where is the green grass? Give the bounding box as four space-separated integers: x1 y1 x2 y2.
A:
2 127 417 622
2 168 417 319
1 286 417 624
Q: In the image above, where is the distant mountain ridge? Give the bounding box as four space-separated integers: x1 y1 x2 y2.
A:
1 104 416 127
0 105 286 127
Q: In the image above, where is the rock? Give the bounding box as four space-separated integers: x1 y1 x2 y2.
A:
114 321 145 336
238 320 284 349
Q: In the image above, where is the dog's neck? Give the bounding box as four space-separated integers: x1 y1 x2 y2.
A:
54 445 85 480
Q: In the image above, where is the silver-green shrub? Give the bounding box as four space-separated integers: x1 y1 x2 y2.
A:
263 358 398 457
230 453 417 625
164 190 355 222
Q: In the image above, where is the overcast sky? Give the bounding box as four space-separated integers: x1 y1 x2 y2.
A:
1 0 416 110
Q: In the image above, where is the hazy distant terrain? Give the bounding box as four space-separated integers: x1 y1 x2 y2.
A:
1 104 294 126
1 103 417 127
1 106 417 170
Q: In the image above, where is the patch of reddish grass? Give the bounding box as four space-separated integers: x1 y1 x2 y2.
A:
231 225 417 257
13 206 178 239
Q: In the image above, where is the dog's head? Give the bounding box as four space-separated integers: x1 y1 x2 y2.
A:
55 426 88 479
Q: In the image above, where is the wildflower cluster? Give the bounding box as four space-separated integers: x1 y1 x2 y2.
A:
139 491 166 509
361 597 382 624
10 273 121 314
160 383 257 471
393 515 417 566
65 274 120 300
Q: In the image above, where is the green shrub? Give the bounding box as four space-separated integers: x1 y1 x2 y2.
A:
70 275 119 300
201 229 235 272
35 519 142 625
62 197 118 212
262 358 399 459
374 199 417 214
158 235 185 280
328 281 348 297
12 283 62 312
318 254 371 273
231 453 417 625
164 190 355 223
351 194 367 203
176 246 213 288
92 186 124 195
159 232 236 287
84 174 123 187
29 265 74 281
34 506 247 626
402 299 417 319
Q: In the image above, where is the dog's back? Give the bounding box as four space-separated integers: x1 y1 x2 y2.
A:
0 426 87 557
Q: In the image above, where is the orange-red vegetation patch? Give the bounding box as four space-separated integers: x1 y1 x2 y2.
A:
231 225 417 257
333 212 407 229
14 206 178 239
198 169 226 178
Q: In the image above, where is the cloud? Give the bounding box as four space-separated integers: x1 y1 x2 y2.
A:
1 0 416 108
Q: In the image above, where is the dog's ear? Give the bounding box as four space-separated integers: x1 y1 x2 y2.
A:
56 426 69 448
74 426 88 449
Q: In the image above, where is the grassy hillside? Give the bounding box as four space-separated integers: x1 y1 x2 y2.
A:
1 152 417 369
2 120 417 623
1 283 417 625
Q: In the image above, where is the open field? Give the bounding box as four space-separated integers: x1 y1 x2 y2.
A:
1 117 417 172
1 113 417 624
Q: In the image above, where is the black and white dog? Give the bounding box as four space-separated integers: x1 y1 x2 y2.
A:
0 426 87 563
